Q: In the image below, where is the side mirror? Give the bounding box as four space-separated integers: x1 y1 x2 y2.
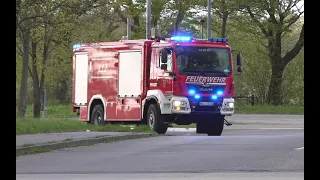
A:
160 64 167 70
161 50 168 63
236 53 243 73
236 53 242 66
237 66 243 73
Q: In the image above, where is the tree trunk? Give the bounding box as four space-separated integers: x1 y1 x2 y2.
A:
267 65 284 105
16 0 21 33
220 11 228 38
32 83 41 118
31 41 41 118
18 29 30 118
267 32 285 106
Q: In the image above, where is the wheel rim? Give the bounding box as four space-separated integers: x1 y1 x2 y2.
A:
148 112 155 130
94 111 103 126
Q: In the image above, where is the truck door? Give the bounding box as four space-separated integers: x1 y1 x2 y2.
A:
156 48 174 93
74 52 89 106
149 47 159 89
116 50 143 121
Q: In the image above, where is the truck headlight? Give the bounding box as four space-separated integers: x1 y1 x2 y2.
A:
228 102 234 108
172 100 187 110
173 101 182 107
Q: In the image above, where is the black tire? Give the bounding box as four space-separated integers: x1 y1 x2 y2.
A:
147 104 168 134
207 115 224 136
90 104 105 126
196 121 207 134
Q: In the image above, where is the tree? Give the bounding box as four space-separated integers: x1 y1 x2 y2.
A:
237 0 304 105
17 0 98 118
212 0 239 38
16 0 39 118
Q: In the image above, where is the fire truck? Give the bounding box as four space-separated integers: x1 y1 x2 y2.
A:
72 36 242 136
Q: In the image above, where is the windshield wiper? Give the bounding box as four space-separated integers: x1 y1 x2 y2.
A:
211 70 228 77
182 69 207 76
203 67 228 77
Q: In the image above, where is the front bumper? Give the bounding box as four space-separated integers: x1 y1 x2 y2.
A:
163 96 235 116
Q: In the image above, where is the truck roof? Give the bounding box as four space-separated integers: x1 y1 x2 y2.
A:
73 37 229 52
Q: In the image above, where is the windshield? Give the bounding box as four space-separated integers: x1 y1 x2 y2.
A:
176 46 231 76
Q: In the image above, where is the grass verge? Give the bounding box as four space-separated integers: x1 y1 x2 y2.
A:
20 104 76 119
16 134 157 157
16 118 154 135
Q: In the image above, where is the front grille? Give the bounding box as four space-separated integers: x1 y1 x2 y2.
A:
186 84 226 95
188 96 223 113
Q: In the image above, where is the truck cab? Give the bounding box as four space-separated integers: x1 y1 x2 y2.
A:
144 36 242 136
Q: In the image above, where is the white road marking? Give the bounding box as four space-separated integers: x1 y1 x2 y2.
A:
294 147 304 151
259 128 303 130
167 128 196 132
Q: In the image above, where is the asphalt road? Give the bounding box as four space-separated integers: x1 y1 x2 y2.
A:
16 115 304 180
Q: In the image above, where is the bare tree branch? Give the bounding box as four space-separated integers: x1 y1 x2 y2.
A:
282 11 303 31
282 24 304 65
246 7 269 37
264 0 278 23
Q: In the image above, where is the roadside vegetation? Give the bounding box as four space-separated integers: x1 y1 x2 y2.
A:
16 118 153 135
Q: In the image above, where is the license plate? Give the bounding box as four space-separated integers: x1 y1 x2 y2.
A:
199 102 214 106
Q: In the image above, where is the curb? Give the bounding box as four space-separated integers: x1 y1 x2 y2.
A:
16 133 153 155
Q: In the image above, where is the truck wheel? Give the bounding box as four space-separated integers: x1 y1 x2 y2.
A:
90 104 105 126
147 104 168 134
196 122 207 134
206 115 224 136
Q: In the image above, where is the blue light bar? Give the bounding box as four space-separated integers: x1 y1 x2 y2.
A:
73 43 81 50
171 36 192 41
208 38 228 43
189 89 196 95
216 90 223 96
211 95 218 100
195 94 200 99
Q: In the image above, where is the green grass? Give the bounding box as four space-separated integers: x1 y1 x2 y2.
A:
16 118 154 135
22 104 76 119
235 105 304 115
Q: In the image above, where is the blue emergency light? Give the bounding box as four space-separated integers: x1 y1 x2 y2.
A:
170 36 192 42
194 94 201 99
208 38 228 43
189 89 196 95
73 43 81 50
211 95 218 100
216 90 223 96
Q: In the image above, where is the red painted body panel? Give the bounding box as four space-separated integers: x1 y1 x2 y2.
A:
79 106 88 121
116 98 141 120
72 40 152 122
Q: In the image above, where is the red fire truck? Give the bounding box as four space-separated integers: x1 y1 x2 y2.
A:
72 36 242 136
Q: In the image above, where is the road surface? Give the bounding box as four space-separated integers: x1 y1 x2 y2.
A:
16 114 304 180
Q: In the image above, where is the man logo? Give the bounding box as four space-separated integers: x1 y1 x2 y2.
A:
200 88 213 92
202 82 210 87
